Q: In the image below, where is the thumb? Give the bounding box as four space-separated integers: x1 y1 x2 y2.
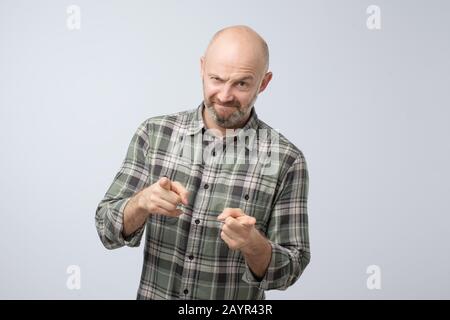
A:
242 216 256 227
158 177 171 190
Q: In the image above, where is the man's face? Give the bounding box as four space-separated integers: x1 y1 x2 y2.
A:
201 53 268 129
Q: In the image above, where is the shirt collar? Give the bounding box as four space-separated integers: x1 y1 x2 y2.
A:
185 101 260 137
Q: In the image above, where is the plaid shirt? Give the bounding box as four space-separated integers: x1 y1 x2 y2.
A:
95 102 310 300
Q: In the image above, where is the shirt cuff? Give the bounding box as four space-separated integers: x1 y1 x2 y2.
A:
242 241 292 290
110 197 146 247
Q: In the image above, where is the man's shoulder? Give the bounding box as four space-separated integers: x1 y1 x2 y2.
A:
256 118 307 167
137 107 197 133
143 107 196 126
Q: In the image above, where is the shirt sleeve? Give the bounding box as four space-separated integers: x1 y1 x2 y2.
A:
95 120 151 250
243 154 311 290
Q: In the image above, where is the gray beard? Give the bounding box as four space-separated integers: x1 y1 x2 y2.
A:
206 104 248 128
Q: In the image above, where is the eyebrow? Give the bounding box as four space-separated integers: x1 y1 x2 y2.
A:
208 74 254 82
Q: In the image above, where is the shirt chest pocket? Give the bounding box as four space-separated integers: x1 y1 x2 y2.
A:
147 145 194 187
242 184 275 233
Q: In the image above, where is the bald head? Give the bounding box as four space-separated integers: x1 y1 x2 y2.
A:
204 25 270 75
200 26 273 132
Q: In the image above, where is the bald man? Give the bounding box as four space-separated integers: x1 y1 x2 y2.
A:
95 25 310 300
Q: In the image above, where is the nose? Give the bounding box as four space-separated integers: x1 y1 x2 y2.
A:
217 83 234 103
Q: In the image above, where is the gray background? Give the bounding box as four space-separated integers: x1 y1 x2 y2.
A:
1 0 449 299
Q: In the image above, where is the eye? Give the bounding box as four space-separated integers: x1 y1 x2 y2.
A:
237 81 248 88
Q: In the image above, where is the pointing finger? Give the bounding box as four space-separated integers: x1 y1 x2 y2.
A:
158 177 171 190
170 181 190 205
217 208 244 221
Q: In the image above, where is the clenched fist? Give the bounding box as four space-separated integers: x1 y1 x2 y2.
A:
217 208 272 278
217 208 258 251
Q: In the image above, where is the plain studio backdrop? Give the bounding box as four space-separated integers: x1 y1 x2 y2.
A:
1 0 449 299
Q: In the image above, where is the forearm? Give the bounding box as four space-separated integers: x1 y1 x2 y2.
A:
241 230 272 279
122 191 148 237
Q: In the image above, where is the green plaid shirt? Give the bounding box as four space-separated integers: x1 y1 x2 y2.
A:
95 102 310 299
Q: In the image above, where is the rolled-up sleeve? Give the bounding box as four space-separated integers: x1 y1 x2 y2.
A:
95 121 151 250
243 154 310 290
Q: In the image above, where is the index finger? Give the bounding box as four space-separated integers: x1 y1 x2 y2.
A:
217 208 244 221
170 181 189 205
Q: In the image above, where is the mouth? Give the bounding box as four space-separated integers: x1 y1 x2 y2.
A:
215 103 238 109
215 104 237 116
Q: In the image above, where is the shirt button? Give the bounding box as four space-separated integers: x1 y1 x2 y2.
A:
195 219 200 224
183 289 189 295
204 184 209 189
244 194 249 200
188 255 194 260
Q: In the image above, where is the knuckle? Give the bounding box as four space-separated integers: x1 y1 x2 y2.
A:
149 194 157 203
148 203 157 212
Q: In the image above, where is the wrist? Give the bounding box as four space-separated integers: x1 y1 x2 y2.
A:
241 228 265 256
134 191 150 217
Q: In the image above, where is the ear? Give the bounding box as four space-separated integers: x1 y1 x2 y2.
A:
258 72 273 94
200 56 205 78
